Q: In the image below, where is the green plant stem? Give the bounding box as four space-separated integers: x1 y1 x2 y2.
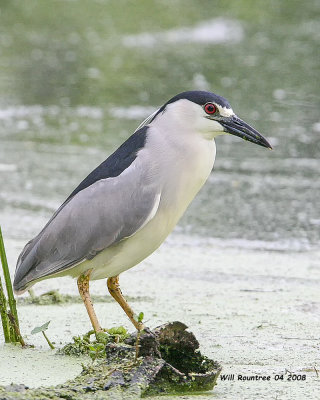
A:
8 312 26 347
134 330 141 363
0 226 19 336
42 331 55 349
0 275 10 343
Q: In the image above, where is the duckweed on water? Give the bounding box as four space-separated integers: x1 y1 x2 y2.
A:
60 326 129 360
18 292 152 305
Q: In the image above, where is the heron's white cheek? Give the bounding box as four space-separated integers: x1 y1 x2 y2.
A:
199 119 225 140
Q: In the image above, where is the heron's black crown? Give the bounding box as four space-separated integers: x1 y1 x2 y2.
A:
150 91 231 123
165 91 231 109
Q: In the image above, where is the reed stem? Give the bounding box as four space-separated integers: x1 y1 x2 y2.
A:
0 274 10 342
0 226 21 343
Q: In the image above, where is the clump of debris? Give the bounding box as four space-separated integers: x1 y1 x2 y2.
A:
0 321 221 399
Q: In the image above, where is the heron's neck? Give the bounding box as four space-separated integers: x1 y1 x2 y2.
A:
145 124 216 219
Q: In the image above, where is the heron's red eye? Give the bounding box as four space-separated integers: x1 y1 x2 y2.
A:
204 103 217 114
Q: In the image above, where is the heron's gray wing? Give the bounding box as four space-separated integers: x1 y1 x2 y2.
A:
14 126 161 292
14 164 160 291
15 126 148 270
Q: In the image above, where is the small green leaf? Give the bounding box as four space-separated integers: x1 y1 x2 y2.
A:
107 326 128 336
138 312 144 323
31 321 51 335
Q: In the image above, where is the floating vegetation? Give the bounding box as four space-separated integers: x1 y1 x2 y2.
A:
60 326 130 360
18 292 152 305
0 321 221 399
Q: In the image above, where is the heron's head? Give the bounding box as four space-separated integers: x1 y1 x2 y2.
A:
140 90 272 149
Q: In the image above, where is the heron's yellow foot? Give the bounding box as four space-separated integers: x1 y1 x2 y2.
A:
107 275 145 332
77 269 103 333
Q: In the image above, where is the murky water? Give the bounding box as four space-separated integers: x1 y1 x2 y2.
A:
0 1 319 251
1 1 319 254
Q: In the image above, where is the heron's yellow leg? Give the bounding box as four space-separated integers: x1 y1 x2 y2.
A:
107 275 144 331
77 269 103 333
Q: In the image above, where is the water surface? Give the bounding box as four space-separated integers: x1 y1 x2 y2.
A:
0 0 319 253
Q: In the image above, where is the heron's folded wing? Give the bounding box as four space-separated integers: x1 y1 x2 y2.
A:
13 165 161 291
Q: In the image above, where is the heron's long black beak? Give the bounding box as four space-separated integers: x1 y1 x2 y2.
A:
219 115 272 149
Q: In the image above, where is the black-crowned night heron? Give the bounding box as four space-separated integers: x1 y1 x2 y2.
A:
13 91 271 333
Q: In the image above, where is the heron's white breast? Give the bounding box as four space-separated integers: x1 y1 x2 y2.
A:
86 123 216 279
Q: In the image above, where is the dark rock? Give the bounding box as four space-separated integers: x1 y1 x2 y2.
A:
117 321 221 395
125 327 161 358
156 321 200 352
